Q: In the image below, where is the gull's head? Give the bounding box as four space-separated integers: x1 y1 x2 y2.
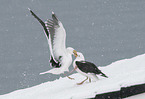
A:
75 52 85 60
67 47 77 55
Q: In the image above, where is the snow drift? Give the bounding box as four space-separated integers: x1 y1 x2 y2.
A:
0 54 145 99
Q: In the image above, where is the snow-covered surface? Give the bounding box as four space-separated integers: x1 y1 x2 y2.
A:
0 54 145 99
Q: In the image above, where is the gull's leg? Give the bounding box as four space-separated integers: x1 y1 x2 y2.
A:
66 76 74 80
89 78 91 82
64 74 74 80
77 77 88 85
64 65 78 80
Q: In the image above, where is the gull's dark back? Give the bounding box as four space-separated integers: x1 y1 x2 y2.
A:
76 61 101 74
76 61 108 78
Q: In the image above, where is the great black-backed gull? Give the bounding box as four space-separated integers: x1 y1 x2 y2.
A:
29 9 77 74
71 52 108 85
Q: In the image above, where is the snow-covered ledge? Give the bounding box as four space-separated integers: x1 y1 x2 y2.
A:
0 54 145 99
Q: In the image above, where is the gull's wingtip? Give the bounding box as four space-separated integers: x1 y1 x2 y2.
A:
51 11 59 22
28 8 31 11
52 11 54 14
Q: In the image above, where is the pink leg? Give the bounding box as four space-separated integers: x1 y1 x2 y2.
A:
64 66 78 80
89 78 91 82
77 77 88 85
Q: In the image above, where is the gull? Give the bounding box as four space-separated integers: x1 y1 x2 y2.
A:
29 9 77 74
67 52 108 85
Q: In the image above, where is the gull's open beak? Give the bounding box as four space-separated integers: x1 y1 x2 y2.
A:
73 50 78 57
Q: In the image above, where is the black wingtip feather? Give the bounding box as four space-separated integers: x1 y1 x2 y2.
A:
52 12 59 24
29 9 49 38
101 72 108 78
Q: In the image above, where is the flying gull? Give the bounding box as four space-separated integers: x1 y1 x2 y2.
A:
29 9 77 74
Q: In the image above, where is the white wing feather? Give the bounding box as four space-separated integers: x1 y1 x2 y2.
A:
46 13 67 62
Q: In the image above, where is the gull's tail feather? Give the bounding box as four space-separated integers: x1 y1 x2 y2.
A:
40 68 66 75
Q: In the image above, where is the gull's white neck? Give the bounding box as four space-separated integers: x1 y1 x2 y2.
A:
75 55 85 62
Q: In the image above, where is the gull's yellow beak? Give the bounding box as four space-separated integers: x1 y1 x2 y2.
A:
73 50 78 57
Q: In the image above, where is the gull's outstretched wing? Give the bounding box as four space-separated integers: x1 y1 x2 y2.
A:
29 9 56 65
45 12 67 61
29 9 67 66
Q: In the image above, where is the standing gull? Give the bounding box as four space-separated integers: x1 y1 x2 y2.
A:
29 9 77 74
69 52 108 85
